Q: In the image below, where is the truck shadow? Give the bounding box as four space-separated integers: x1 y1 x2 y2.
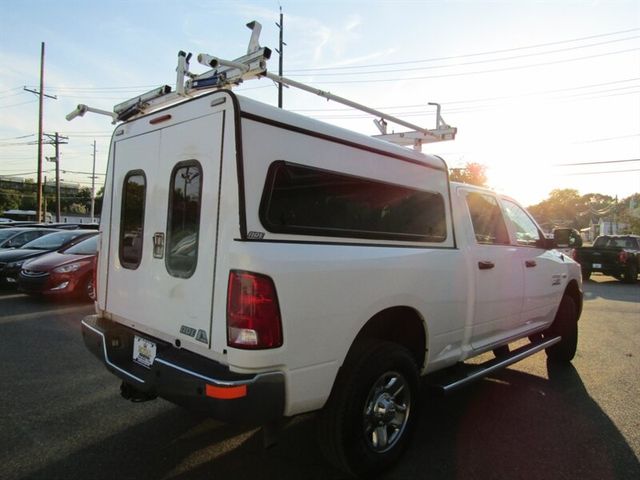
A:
22 361 639 480
582 277 640 303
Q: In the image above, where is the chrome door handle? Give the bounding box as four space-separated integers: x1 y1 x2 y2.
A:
152 232 164 258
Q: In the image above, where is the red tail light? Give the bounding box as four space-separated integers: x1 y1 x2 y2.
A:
227 270 282 349
619 250 628 263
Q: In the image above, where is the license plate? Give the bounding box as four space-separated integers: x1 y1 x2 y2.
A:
592 263 602 269
133 335 156 368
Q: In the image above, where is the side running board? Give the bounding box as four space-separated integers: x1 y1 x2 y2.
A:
427 336 562 394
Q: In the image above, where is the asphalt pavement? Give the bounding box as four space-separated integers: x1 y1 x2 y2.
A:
0 276 638 480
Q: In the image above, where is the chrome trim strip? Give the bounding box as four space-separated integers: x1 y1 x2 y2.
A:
81 319 145 384
154 357 283 387
442 336 562 393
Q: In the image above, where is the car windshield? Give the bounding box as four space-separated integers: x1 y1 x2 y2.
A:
22 231 86 250
62 235 98 255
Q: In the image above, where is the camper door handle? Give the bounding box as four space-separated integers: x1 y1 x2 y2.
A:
478 261 495 270
153 232 165 258
525 260 537 268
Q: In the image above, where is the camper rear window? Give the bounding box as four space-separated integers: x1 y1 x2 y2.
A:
166 161 202 278
259 161 446 242
119 171 146 269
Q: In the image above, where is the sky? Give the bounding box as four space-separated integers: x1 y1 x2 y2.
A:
0 0 638 207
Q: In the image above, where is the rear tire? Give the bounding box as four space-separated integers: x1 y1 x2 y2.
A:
545 295 578 363
623 263 638 284
317 340 419 477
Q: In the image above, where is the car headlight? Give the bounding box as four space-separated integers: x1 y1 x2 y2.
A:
7 260 25 269
53 261 89 274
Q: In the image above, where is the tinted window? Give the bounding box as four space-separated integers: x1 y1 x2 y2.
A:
63 235 98 255
465 192 510 245
166 161 202 278
22 231 87 250
501 199 541 246
119 172 146 269
260 162 447 242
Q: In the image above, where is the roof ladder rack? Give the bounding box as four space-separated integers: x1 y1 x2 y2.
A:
66 20 457 150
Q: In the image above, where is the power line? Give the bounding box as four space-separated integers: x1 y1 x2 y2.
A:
287 27 640 72
555 158 640 167
288 35 640 77
0 100 38 109
560 168 640 176
573 134 640 144
303 47 640 85
0 134 36 142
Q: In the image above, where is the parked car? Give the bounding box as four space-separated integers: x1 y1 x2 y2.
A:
20 222 100 230
18 234 98 299
0 228 59 249
0 229 97 287
574 234 640 283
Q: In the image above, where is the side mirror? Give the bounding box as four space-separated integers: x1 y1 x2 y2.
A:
553 228 582 248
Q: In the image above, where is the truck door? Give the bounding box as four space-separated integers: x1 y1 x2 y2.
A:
106 111 224 350
500 198 565 329
461 190 524 350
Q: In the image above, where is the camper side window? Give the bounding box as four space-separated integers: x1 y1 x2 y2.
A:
166 161 202 278
259 161 447 242
119 171 146 269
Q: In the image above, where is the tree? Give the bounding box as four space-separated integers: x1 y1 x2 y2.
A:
528 189 585 230
0 190 20 213
449 162 487 187
618 193 640 234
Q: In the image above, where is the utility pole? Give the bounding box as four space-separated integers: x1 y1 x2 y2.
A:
90 140 96 222
44 132 68 222
24 42 56 222
275 6 285 108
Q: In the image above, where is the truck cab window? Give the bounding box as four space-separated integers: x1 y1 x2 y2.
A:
119 171 146 269
501 199 542 247
166 161 202 278
465 192 510 245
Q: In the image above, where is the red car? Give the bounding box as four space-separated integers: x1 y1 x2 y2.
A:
18 234 98 299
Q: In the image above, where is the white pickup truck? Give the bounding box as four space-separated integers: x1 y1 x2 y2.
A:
77 23 582 478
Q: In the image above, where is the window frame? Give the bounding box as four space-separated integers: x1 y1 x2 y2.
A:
164 159 203 279
119 170 147 270
464 191 511 246
500 197 544 248
258 160 448 243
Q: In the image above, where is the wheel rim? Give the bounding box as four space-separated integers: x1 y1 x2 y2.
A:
362 371 411 453
86 278 95 300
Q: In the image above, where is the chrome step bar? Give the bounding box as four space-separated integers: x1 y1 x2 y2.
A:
429 336 562 394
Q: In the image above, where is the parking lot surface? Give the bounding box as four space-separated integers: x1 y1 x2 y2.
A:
0 276 638 480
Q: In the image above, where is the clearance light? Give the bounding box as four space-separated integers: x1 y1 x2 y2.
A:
205 383 247 400
227 270 282 349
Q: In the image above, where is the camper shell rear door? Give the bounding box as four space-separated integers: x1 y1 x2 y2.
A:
104 93 231 353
